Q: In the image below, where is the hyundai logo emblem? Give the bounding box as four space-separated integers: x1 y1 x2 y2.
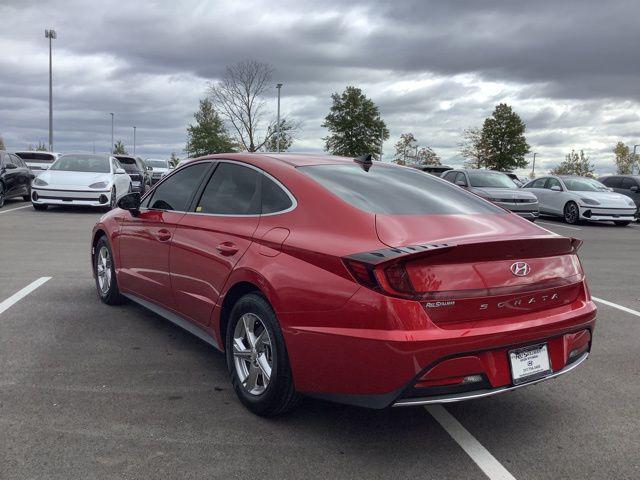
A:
510 262 531 277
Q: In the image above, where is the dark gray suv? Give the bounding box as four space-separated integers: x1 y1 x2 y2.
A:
599 175 640 217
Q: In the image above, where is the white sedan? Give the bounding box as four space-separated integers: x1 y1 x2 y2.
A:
522 175 637 225
31 153 132 211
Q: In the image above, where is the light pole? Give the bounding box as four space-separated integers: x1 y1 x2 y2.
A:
45 28 56 151
276 83 283 152
530 152 538 178
109 113 114 153
133 126 136 155
632 145 639 174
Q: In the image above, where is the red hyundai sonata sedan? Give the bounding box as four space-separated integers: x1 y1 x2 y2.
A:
91 153 596 416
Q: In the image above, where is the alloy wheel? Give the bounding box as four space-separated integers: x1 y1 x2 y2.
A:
96 246 112 294
564 202 579 224
232 313 273 395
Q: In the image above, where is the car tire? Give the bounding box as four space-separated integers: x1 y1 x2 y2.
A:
225 293 300 417
32 203 48 211
22 187 31 202
0 182 5 208
94 236 126 305
105 188 116 211
563 201 580 225
614 221 630 226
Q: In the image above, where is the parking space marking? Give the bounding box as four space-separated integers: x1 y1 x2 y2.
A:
592 296 640 318
0 204 32 215
536 221 582 231
426 405 517 480
0 277 52 315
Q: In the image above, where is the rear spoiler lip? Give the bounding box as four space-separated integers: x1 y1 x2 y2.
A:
345 236 582 268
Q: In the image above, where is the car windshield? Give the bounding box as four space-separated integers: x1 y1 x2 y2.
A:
299 163 504 215
146 159 168 168
49 155 110 173
468 172 518 189
563 178 609 192
115 157 140 173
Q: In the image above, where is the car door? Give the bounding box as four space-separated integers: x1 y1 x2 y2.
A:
10 154 32 195
523 177 549 211
169 161 262 327
116 161 212 309
1 153 22 197
621 177 640 209
542 177 565 215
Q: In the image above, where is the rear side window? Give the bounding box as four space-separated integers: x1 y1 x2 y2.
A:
442 171 457 182
299 164 503 215
261 175 293 214
602 176 621 188
621 177 637 189
147 162 209 211
14 152 56 163
196 163 261 215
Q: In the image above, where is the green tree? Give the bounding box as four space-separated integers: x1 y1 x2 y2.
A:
459 127 489 169
322 86 389 160
481 104 530 171
416 146 441 166
185 98 235 157
393 133 418 165
262 118 298 152
169 152 180 167
112 140 127 155
551 150 595 176
35 141 48 151
613 141 634 174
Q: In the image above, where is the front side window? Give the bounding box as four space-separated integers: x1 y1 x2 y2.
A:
546 178 562 190
454 172 468 186
621 177 637 189
299 164 503 215
146 162 210 211
601 176 621 188
526 178 547 189
442 171 457 182
49 154 110 173
196 163 261 215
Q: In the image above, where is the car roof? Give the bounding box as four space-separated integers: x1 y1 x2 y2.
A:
186 152 382 168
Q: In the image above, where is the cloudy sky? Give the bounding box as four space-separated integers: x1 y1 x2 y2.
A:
1 0 640 174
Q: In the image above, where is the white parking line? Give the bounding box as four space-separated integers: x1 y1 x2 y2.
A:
0 204 32 215
536 221 582 231
426 405 517 480
592 296 640 318
0 277 51 315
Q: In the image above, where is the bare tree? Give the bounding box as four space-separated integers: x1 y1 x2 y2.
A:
208 60 296 152
459 127 489 169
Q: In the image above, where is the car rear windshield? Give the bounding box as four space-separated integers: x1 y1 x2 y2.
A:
146 159 167 168
563 178 608 192
468 172 517 189
299 164 504 215
50 155 110 173
14 152 56 162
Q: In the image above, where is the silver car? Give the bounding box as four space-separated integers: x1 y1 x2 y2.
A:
442 169 539 220
31 153 132 211
522 175 637 226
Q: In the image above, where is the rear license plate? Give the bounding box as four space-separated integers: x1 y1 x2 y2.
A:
509 343 552 385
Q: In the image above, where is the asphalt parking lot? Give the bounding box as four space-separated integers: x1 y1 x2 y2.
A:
1 199 639 480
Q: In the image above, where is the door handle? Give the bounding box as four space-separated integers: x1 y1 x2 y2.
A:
156 229 172 242
216 242 238 256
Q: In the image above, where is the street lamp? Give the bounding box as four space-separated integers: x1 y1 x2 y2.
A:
276 83 283 152
45 28 57 151
133 126 136 155
530 152 538 179
109 113 114 153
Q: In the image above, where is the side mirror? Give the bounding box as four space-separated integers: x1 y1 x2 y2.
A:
117 192 141 214
455 180 467 187
146 165 153 171
115 167 126 175
630 186 639 192
169 165 175 170
4 163 17 170
550 185 562 192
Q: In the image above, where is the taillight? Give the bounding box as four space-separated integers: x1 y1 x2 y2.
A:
343 259 378 289
344 259 416 298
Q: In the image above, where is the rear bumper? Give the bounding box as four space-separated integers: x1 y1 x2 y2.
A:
31 187 110 207
283 288 596 409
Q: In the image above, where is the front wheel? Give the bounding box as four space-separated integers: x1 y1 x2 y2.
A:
563 201 580 225
614 221 630 226
226 293 300 417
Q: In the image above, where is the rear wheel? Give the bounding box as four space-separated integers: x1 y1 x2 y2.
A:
563 201 580 225
0 182 5 208
226 293 299 416
614 221 630 226
94 236 126 305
